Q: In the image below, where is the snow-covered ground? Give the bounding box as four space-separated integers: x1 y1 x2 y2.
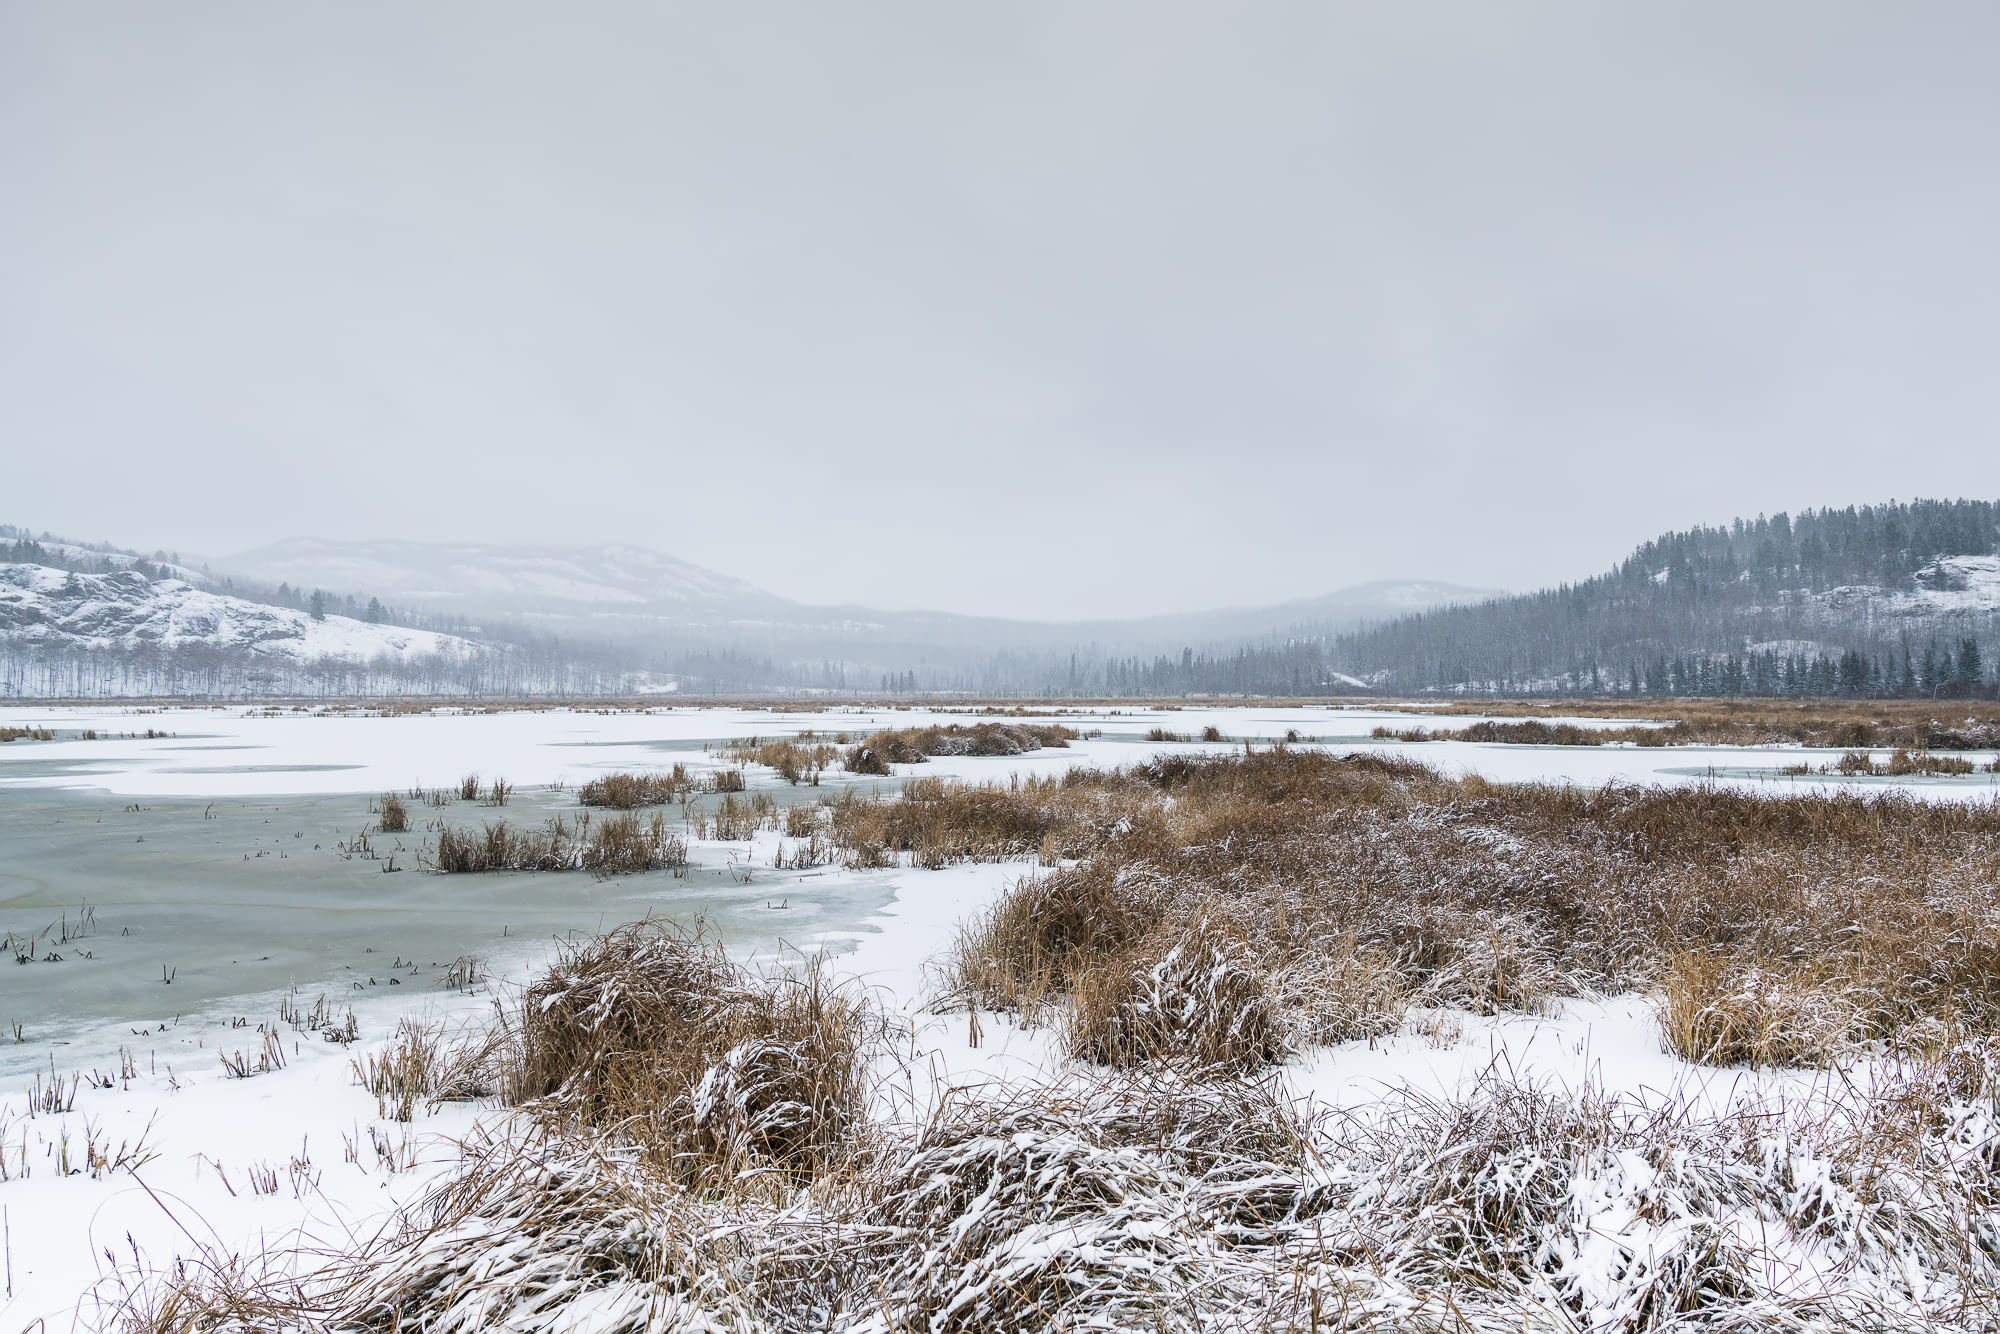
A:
1 702 1994 1328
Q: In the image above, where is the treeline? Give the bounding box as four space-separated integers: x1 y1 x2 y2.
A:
0 639 651 700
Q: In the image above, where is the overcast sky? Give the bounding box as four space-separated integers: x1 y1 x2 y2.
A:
5 3 1998 620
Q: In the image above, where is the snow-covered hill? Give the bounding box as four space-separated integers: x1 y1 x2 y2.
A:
0 564 478 663
227 537 775 622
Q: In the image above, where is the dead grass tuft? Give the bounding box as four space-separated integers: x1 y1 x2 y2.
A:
509 920 867 1187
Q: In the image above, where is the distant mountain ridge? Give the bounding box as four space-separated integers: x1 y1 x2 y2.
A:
219 536 1500 657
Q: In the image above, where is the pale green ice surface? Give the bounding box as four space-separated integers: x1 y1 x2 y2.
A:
0 777 894 1077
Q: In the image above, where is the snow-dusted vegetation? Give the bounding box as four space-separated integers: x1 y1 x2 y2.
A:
7 706 1997 1333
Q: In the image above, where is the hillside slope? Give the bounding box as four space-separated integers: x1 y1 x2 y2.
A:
1332 500 2000 697
0 563 560 698
0 565 475 661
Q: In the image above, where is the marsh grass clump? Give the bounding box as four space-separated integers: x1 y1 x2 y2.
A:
724 737 841 785
1655 950 1862 1068
577 765 691 808
375 792 408 833
429 813 686 875
0 727 54 743
843 721 1080 774
583 812 687 875
1145 726 1189 743
1830 747 1978 777
507 921 867 1187
457 773 480 801
863 1071 1313 1331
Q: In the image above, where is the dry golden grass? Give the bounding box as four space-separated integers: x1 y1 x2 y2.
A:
1063 922 1285 1071
723 737 841 784
1416 697 2000 749
929 748 2000 1069
828 770 1156 870
428 812 686 875
577 765 692 808
842 721 1081 775
375 791 408 832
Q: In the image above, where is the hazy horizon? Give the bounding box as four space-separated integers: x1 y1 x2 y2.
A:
7 3 1999 619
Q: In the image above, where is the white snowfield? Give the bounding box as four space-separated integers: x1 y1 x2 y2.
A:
26 542 217 589
0 563 479 663
0 703 1996 1329
0 700 1989 801
1814 552 2000 617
